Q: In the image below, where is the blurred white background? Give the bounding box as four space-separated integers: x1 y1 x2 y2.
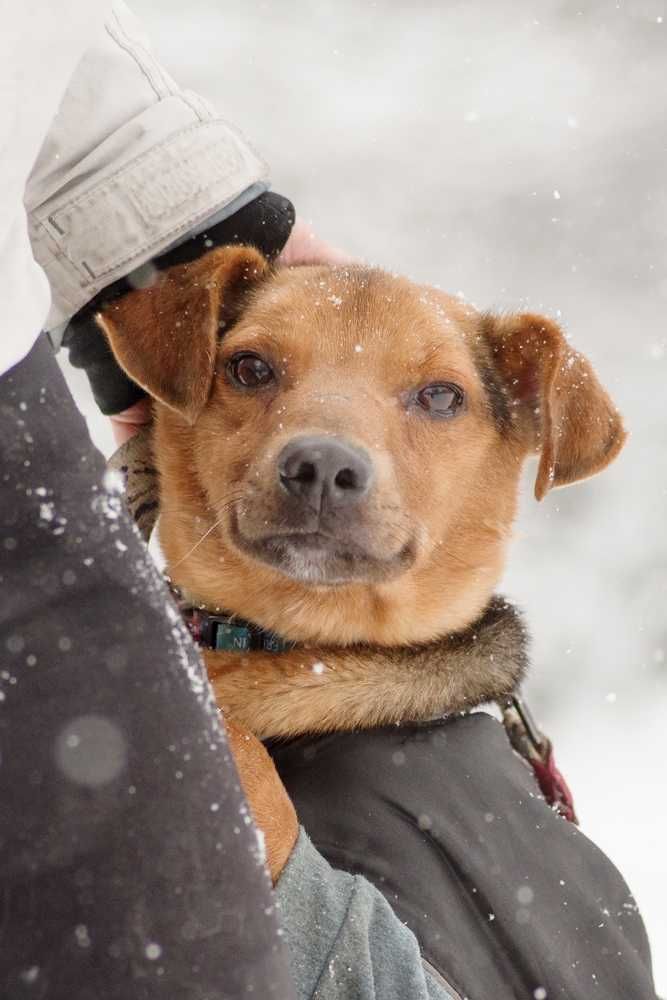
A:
62 0 667 988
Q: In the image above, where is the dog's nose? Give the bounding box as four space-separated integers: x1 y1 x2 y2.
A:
277 435 373 509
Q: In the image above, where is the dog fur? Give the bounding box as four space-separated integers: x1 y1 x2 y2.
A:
97 246 626 738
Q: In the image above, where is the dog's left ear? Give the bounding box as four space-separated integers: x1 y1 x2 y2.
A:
483 312 627 500
95 245 269 422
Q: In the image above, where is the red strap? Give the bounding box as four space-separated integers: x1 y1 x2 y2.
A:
530 744 578 824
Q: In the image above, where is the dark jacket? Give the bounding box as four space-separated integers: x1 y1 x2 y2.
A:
269 713 657 1000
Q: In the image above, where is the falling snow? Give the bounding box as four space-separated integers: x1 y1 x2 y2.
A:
55 1 667 987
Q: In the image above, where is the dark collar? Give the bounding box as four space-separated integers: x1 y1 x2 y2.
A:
180 605 295 653
169 582 294 652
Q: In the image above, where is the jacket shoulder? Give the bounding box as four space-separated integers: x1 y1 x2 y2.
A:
271 714 656 1000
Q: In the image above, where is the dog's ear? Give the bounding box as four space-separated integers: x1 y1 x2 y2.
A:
95 246 269 422
483 312 627 500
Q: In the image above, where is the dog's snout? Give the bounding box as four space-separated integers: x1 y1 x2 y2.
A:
278 436 373 508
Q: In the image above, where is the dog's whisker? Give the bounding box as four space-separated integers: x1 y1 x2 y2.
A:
170 516 226 569
209 490 246 513
210 499 242 518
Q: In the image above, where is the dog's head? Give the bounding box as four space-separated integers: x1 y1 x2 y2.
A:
97 246 626 645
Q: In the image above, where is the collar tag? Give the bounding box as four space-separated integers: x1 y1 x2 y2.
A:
214 621 253 652
181 605 296 654
262 632 294 653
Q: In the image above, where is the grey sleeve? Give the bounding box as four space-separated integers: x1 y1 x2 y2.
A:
275 829 460 1000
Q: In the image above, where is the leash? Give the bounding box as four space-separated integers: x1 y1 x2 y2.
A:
499 694 578 824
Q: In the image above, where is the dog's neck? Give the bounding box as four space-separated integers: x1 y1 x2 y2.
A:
109 431 528 733
107 407 579 823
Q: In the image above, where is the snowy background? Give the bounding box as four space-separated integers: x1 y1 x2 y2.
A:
61 0 667 988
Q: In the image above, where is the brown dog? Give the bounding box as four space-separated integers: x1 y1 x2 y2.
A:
97 245 625 738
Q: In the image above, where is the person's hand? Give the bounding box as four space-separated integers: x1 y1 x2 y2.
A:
110 397 152 446
278 216 357 268
224 718 299 884
64 191 294 448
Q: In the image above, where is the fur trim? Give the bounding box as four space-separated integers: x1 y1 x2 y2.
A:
107 428 159 542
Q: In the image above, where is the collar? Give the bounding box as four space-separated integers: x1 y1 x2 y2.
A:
180 604 295 653
168 580 295 653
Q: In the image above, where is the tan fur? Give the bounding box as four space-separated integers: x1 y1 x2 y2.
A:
482 313 627 499
98 247 626 738
97 247 269 422
206 598 527 739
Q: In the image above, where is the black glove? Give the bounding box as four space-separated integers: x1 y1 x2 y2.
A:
63 191 295 415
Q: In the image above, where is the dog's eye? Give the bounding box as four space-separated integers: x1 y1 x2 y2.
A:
416 383 465 418
227 352 275 389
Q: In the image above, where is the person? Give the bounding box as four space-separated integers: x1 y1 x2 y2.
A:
0 3 460 998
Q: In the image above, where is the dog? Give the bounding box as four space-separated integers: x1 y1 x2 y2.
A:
97 244 626 740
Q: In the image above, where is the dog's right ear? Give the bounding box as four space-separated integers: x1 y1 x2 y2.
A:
95 245 269 422
482 312 627 500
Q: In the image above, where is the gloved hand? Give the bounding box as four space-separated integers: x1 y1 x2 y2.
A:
63 191 296 439
224 718 299 885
